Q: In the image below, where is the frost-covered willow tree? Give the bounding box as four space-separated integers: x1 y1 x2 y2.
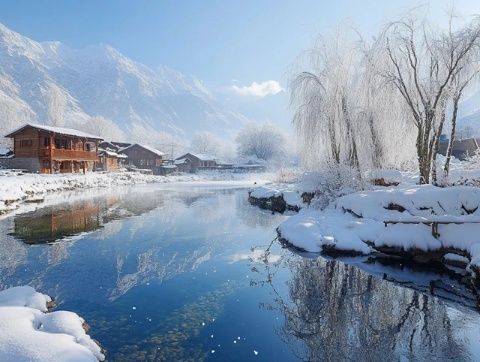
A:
290 31 413 175
381 14 480 183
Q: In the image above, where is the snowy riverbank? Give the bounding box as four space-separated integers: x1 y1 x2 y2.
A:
0 286 104 361
0 170 273 215
276 185 480 291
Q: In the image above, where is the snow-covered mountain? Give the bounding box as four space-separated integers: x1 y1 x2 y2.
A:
0 22 248 142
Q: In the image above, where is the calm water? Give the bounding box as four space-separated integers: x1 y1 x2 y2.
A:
1 184 480 361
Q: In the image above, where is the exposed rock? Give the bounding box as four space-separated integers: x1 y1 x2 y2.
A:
373 178 399 187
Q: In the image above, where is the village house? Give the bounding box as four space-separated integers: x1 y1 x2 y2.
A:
174 153 217 173
3 123 103 174
119 143 165 174
97 147 127 172
97 141 128 171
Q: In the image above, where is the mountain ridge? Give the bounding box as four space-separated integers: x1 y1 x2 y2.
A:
0 22 248 145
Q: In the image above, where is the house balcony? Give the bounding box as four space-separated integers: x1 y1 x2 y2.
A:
40 148 98 161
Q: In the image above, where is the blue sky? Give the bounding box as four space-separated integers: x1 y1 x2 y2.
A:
0 0 478 128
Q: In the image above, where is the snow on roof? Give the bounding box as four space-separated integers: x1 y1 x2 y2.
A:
121 143 165 157
174 158 189 165
5 123 103 140
177 153 216 161
162 164 177 169
191 153 216 161
98 148 128 158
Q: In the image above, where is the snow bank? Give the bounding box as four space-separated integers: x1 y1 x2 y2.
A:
278 209 375 254
337 185 480 221
0 286 104 361
278 185 480 273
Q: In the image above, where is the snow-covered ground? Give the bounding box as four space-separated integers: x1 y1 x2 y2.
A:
277 185 480 277
0 169 273 215
0 286 104 361
248 162 480 285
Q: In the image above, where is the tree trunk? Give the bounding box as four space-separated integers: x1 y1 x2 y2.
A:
431 103 448 185
444 96 460 178
368 113 383 169
341 97 360 172
416 125 430 184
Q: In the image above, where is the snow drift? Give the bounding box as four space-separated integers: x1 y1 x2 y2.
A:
0 286 104 361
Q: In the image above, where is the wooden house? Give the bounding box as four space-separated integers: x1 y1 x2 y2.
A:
174 153 217 173
4 123 102 174
119 143 165 173
98 148 127 172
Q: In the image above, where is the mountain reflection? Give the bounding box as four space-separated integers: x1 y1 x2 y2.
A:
270 258 471 361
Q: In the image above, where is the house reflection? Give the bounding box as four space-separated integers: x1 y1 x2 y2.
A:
9 189 211 245
11 197 118 244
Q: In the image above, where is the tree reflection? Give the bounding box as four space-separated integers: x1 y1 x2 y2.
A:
264 257 471 361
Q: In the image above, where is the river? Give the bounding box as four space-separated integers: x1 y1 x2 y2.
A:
0 184 479 361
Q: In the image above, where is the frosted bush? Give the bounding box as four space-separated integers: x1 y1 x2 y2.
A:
299 164 367 210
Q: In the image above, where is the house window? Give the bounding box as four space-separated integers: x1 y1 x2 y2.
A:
86 143 91 152
43 138 50 147
140 159 145 166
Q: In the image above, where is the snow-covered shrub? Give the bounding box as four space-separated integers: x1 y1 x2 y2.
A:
299 164 367 210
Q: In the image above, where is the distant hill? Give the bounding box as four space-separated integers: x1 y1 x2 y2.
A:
0 22 249 144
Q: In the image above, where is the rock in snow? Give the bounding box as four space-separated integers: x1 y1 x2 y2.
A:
0 286 104 361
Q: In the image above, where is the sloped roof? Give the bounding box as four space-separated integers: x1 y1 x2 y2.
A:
191 153 216 161
176 153 216 161
120 143 165 157
98 148 128 158
5 123 103 140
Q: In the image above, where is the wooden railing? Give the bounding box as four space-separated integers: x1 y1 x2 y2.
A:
40 148 98 161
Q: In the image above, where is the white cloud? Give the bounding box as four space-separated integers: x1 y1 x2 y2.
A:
232 80 284 97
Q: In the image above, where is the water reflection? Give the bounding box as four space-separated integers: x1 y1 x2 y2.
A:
257 255 475 361
0 187 479 361
9 190 166 244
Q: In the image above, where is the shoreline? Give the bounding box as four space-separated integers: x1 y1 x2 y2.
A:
0 170 272 218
